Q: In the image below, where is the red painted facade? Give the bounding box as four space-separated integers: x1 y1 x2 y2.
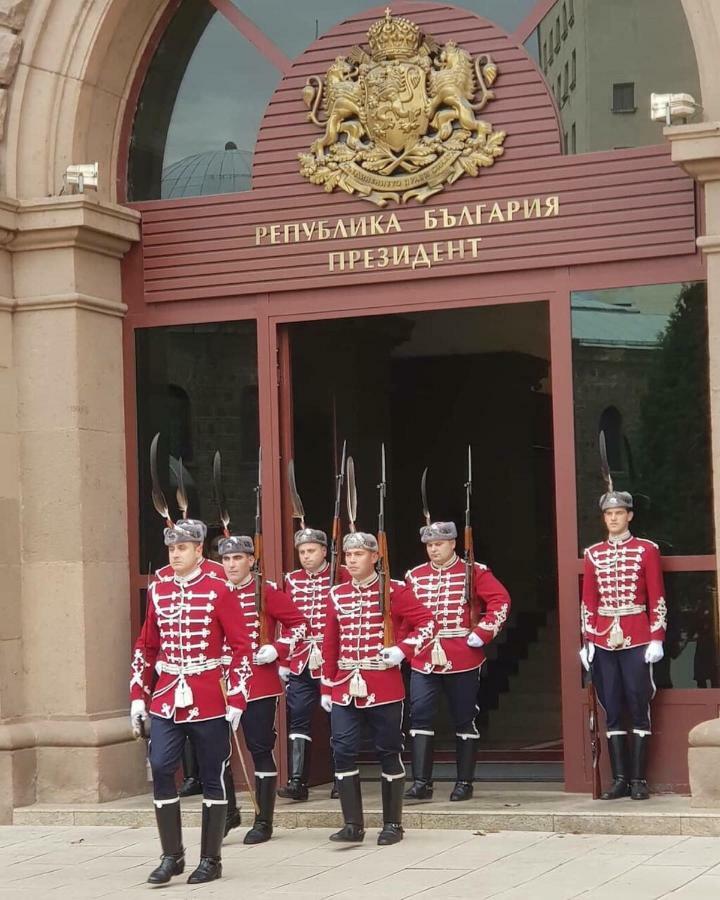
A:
122 2 716 793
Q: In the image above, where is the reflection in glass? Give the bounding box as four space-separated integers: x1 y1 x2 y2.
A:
656 572 719 690
534 0 701 154
135 322 259 573
572 282 713 556
128 1 279 200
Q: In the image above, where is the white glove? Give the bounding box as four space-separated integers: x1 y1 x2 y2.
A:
130 699 147 738
579 642 595 672
466 632 485 649
321 695 333 713
278 666 291 683
645 640 664 664
225 705 243 731
380 645 406 667
255 644 279 665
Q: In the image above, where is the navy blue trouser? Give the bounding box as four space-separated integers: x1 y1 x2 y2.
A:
408 668 480 737
286 667 321 738
149 715 230 801
241 696 278 775
331 701 405 777
592 645 655 733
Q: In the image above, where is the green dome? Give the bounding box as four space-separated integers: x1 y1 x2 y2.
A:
161 142 252 199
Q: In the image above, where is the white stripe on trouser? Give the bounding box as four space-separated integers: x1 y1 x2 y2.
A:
203 798 229 806
457 732 479 740
153 796 180 808
289 733 312 742
255 771 278 778
336 770 360 779
606 731 627 737
633 729 651 736
409 729 434 737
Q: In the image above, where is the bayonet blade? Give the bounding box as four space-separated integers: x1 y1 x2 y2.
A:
347 456 357 532
213 450 231 536
421 467 431 526
599 431 614 493
150 432 172 525
466 445 473 494
288 459 306 528
339 440 347 480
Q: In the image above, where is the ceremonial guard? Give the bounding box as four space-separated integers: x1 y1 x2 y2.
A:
580 437 666 801
219 534 308 843
404 460 512 802
130 517 253 886
278 457 350 802
321 453 437 845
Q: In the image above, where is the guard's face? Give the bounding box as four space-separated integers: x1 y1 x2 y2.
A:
344 548 379 580
425 539 456 566
298 542 327 573
603 507 633 535
168 541 203 576
222 552 255 584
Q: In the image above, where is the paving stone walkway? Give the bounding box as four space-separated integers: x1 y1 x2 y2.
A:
2 825 720 898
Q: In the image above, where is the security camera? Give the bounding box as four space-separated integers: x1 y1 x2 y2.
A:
63 162 99 193
650 93 700 125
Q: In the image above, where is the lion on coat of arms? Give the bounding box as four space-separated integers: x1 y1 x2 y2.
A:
299 8 506 206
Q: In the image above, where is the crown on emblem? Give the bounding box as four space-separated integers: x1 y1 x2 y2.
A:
367 8 421 60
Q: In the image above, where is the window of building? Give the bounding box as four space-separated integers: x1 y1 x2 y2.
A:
557 74 562 104
563 61 569 99
568 0 574 24
570 48 576 88
562 3 568 36
555 17 561 50
571 122 576 153
612 81 636 113
543 40 548 71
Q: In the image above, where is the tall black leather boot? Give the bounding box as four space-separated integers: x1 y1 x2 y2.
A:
404 732 434 800
330 774 365 842
224 767 242 836
601 733 631 800
277 737 310 801
244 776 277 844
178 739 203 797
187 801 226 884
378 777 404 845
147 799 185 884
630 732 650 800
450 736 478 802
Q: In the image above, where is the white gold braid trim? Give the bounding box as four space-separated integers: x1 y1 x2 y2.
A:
477 601 509 638
650 596 667 633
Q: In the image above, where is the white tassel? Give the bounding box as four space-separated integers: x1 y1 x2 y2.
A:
431 640 448 668
349 670 368 698
608 621 625 649
309 642 323 670
174 678 193 708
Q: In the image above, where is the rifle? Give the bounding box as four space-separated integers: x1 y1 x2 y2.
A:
329 441 347 585
253 449 267 645
586 653 602 799
376 444 394 648
464 445 477 626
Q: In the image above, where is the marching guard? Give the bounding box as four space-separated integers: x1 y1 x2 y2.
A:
404 460 511 802
130 516 253 886
321 453 437 845
580 436 666 801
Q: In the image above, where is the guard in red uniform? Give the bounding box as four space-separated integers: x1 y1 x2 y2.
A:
580 490 666 800
321 531 437 846
404 521 511 802
130 519 253 886
277 527 350 801
219 534 308 843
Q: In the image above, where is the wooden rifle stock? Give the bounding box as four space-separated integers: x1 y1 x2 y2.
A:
587 663 602 799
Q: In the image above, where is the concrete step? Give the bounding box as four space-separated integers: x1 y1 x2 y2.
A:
13 784 716 836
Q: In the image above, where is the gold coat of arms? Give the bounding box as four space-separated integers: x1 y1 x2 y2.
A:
299 8 506 206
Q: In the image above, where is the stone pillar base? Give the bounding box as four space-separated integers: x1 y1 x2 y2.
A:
689 718 720 807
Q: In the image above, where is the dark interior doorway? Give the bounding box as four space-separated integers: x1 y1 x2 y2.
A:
286 301 562 780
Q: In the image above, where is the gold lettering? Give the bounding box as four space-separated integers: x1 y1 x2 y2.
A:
524 198 541 218
447 240 465 260
411 244 432 269
545 196 560 217
377 247 391 268
424 209 438 229
328 252 345 271
506 200 520 221
467 237 482 257
255 226 268 245
393 245 410 265
488 203 505 224
458 206 474 227
333 219 348 239
386 213 401 234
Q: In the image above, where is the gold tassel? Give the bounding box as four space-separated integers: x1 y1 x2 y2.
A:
349 670 368 698
431 640 448 668
309 642 323 669
608 621 625 649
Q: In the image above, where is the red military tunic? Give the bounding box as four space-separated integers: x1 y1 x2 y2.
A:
282 563 351 678
321 575 437 708
405 555 511 675
581 534 667 650
222 578 308 701
130 566 253 722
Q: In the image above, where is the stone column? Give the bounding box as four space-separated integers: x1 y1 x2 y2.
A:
666 123 720 806
0 194 142 822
